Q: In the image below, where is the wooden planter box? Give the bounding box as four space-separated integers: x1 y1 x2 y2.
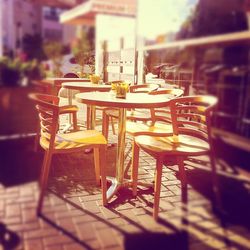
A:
0 86 38 135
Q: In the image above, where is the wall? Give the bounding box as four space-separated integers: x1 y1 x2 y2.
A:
1 0 42 54
0 0 3 56
95 14 136 77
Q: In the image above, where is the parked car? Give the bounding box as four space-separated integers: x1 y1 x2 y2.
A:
152 63 179 81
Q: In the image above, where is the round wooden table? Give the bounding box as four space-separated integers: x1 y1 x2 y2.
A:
75 91 174 202
62 81 111 104
32 78 90 95
62 81 112 131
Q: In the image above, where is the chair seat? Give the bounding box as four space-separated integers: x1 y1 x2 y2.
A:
96 106 117 111
58 105 78 114
40 130 107 151
126 121 173 136
135 134 210 155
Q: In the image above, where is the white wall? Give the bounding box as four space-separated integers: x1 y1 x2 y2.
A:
1 0 42 53
5 0 15 52
62 24 76 45
0 0 3 56
95 14 136 76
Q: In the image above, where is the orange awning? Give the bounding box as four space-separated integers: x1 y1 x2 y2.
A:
28 0 82 8
60 0 136 25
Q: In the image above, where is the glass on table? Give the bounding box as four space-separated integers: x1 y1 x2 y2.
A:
115 82 130 99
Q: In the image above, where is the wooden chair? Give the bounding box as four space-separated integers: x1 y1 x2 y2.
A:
29 93 107 214
126 88 184 137
63 72 79 78
85 81 124 132
131 95 218 220
31 79 54 95
57 73 80 99
102 84 160 140
129 83 160 93
149 88 184 124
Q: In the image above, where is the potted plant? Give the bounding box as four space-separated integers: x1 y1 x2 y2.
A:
0 57 21 87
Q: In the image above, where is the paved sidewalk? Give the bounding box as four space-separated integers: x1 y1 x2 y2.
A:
1 93 250 250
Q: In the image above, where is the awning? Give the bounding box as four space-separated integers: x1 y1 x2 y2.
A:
28 0 81 8
60 0 136 25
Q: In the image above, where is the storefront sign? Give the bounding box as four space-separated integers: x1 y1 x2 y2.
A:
92 0 136 16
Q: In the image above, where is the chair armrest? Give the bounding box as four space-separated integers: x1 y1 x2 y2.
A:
59 105 78 114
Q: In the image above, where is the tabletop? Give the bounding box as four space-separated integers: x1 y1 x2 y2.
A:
62 82 111 92
48 77 89 81
75 92 173 109
33 78 90 87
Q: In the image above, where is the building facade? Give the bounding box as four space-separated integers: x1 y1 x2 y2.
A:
60 0 137 81
0 0 42 56
0 0 76 57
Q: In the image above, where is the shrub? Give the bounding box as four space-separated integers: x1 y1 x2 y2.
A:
0 57 45 87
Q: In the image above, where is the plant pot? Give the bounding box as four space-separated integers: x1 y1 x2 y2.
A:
1 68 20 87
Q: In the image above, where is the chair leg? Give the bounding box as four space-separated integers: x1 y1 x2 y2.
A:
93 147 101 185
86 105 90 129
209 153 219 195
209 153 222 212
99 145 107 206
34 123 40 152
37 151 53 215
110 117 116 135
102 111 110 140
153 157 163 221
131 141 140 196
177 157 187 189
177 157 188 204
72 111 78 131
39 151 48 187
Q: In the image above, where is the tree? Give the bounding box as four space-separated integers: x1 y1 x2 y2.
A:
71 29 94 77
177 0 248 40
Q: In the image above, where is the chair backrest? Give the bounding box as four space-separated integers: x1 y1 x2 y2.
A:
169 95 218 141
106 80 126 86
63 73 79 78
148 88 184 98
107 80 123 85
29 93 60 149
178 81 191 96
148 88 184 124
129 84 159 93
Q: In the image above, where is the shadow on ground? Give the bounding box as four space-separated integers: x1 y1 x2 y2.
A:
0 222 20 249
124 231 188 250
0 136 42 187
187 167 250 230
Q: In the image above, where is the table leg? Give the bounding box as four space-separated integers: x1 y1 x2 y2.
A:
105 107 154 202
61 89 73 133
116 108 126 184
90 105 96 129
106 108 127 201
83 105 96 154
68 89 73 105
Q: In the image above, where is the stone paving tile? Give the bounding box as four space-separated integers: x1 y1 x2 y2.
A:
24 238 44 250
43 233 73 247
63 242 89 250
95 227 120 249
